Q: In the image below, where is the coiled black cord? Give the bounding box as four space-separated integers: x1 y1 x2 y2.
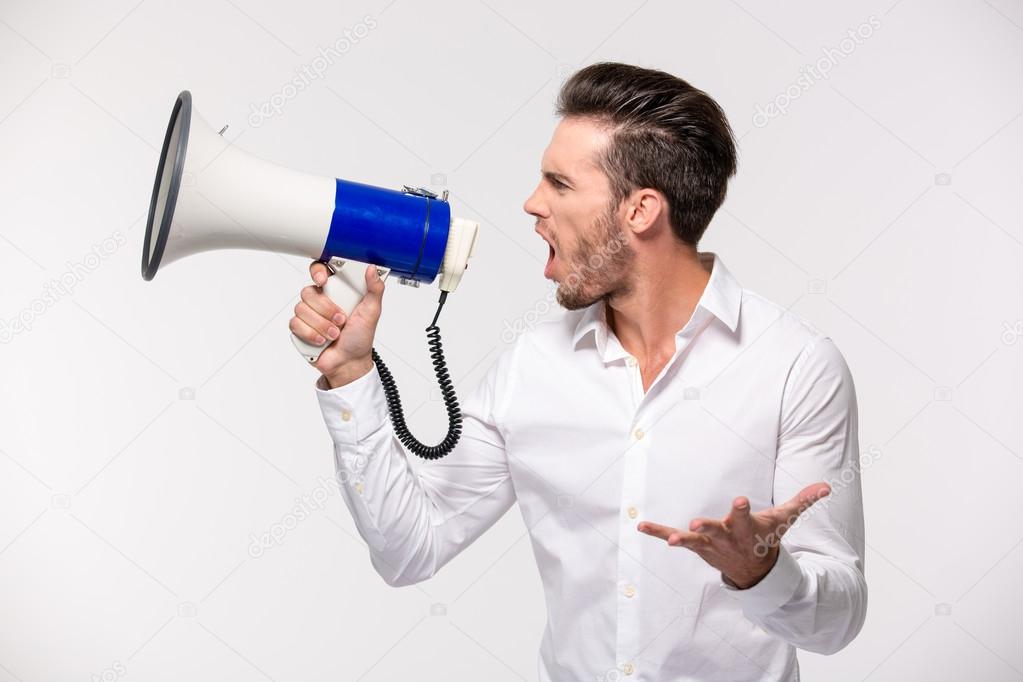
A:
371 291 462 459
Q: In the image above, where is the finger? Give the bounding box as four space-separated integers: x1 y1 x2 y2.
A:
294 301 340 341
309 261 330 286
289 315 326 345
725 496 754 540
666 531 710 549
689 518 727 540
639 522 710 550
300 285 346 324
636 521 677 542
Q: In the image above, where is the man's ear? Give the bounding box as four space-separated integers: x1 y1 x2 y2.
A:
623 188 666 236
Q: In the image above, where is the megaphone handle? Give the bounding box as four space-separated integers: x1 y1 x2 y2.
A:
291 260 390 363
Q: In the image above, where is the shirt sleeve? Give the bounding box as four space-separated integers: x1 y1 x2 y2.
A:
721 335 868 655
313 341 519 587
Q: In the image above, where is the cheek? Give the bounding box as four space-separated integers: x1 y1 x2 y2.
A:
553 224 577 254
551 208 585 245
551 191 604 250
561 215 597 253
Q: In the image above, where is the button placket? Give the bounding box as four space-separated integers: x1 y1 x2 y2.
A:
618 350 643 410
617 394 648 675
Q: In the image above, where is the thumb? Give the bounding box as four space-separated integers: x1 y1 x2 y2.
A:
360 264 386 311
774 482 831 526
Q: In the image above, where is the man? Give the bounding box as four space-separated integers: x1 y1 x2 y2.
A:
290 62 866 681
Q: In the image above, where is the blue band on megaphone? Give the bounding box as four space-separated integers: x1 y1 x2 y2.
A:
320 179 449 282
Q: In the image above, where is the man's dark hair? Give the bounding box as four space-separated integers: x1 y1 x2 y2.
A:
556 62 737 246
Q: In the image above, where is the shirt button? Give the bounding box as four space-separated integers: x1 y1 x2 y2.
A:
626 357 637 367
623 584 636 598
354 482 364 494
633 427 644 440
627 506 638 519
341 409 352 422
623 662 635 675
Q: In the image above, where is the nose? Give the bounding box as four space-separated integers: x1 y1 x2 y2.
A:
523 182 548 220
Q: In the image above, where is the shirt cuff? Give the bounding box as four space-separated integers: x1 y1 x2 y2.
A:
314 364 389 446
721 544 803 616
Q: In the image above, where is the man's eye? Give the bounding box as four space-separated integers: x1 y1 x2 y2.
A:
550 178 567 190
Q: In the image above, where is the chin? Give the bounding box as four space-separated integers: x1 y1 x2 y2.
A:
555 283 602 311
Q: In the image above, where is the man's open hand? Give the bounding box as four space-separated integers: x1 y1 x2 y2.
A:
637 482 831 589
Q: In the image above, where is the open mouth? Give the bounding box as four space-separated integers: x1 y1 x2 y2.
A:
540 234 557 279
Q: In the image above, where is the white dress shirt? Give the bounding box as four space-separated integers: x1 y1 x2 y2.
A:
314 251 866 681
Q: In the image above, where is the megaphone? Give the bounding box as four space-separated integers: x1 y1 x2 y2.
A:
143 91 480 459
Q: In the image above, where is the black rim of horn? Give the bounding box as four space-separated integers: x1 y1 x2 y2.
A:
142 90 192 281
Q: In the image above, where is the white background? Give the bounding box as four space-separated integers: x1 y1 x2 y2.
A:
1 0 1022 680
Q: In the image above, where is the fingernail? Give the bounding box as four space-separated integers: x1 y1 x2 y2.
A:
327 326 339 339
314 335 325 344
333 313 344 324
314 274 324 285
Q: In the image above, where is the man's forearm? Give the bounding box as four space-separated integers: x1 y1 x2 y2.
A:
725 545 867 655
315 362 516 588
317 363 440 586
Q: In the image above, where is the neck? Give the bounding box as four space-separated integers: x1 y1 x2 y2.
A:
605 245 712 365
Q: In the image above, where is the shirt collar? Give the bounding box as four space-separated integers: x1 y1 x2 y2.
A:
571 251 742 358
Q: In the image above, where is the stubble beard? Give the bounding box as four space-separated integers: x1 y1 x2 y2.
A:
555 205 635 311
